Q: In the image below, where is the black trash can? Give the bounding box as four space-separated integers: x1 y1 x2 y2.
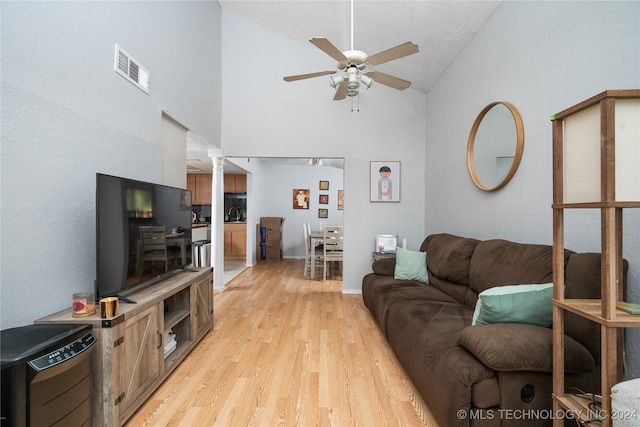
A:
193 240 211 267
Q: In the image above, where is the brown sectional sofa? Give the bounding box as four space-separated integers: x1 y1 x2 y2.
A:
362 233 626 427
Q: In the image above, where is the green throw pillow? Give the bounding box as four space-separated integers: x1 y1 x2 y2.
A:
472 283 553 327
393 247 428 283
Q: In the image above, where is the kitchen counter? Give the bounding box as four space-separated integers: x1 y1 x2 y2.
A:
193 223 209 228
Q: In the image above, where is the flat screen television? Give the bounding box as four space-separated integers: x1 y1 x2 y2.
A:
96 173 193 299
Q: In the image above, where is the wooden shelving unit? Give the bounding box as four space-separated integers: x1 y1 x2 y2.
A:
36 267 213 426
551 90 640 427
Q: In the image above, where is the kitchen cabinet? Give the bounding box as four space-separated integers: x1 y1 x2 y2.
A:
36 268 213 426
224 223 246 259
187 174 212 204
224 174 247 193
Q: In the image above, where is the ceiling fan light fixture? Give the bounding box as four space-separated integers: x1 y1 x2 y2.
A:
347 72 359 90
329 75 344 88
360 74 374 88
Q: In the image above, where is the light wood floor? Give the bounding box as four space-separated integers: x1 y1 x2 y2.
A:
125 259 438 427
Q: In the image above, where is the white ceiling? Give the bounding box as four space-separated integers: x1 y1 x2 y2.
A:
187 0 503 174
218 0 502 93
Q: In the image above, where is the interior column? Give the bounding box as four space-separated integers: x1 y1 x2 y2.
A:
208 148 226 292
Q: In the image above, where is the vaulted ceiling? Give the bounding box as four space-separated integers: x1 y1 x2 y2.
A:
188 0 503 173
218 0 502 93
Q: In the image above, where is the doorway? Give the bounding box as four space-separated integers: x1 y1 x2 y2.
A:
225 157 345 281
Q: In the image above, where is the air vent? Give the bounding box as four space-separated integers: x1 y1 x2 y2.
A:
114 44 149 94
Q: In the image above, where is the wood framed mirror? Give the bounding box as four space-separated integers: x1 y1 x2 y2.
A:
466 101 524 191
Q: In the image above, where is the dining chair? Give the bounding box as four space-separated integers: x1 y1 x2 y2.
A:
303 223 323 277
322 225 343 281
307 222 323 250
139 225 173 279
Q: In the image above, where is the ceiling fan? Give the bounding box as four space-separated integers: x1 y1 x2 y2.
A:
283 0 419 102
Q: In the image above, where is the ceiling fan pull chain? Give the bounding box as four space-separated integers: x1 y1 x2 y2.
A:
349 93 360 113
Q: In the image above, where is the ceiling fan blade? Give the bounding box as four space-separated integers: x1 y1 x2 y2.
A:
369 72 411 90
366 41 419 66
333 80 347 101
283 70 336 82
310 37 348 62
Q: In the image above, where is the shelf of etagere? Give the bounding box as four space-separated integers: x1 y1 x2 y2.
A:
553 393 603 425
551 89 640 427
553 299 640 327
552 202 640 209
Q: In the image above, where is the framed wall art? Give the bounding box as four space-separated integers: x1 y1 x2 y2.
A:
370 161 400 202
376 235 398 254
319 194 329 204
318 209 328 219
293 189 310 209
337 190 344 210
319 180 329 191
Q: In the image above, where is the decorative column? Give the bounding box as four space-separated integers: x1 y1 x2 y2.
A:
208 148 226 292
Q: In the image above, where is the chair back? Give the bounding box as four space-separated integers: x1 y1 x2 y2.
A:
323 225 344 255
322 225 343 280
140 225 168 254
302 223 311 256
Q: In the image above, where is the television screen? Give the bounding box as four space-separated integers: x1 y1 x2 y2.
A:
96 173 193 299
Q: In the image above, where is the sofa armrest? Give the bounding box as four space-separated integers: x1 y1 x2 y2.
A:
458 323 595 374
372 258 396 276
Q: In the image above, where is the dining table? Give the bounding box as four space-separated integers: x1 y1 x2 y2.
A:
166 233 190 266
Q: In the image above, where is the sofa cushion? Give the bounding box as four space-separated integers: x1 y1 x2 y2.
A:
372 258 395 276
472 283 553 327
394 247 428 282
459 324 595 374
362 273 457 337
423 233 479 285
468 239 559 294
428 275 478 307
386 299 495 427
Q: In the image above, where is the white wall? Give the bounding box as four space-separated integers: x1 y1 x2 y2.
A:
263 163 344 258
0 1 222 329
425 1 640 378
221 10 427 292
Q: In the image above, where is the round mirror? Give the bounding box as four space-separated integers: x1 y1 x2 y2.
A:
466 102 524 191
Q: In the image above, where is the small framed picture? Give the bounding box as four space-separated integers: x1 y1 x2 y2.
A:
318 209 328 219
370 161 400 202
319 194 329 204
293 189 310 209
376 235 397 254
319 180 329 191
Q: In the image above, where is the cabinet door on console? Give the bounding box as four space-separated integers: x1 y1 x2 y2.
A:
193 274 213 339
117 304 163 418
